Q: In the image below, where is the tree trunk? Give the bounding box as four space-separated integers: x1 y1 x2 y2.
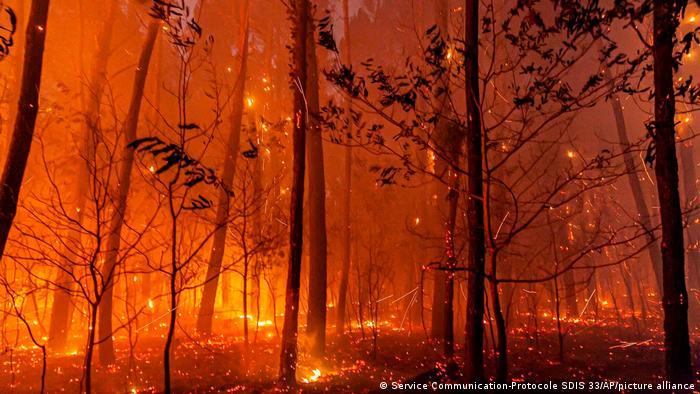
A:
430 0 449 344
196 0 249 335
335 0 353 338
489 251 507 382
64 0 117 362
442 185 457 358
82 305 98 394
652 0 693 383
0 0 50 257
609 93 664 293
305 13 328 358
562 269 578 318
50 0 118 351
97 20 159 365
279 0 309 385
463 0 486 382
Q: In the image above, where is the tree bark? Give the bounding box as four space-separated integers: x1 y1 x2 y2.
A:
652 0 693 383
305 12 328 358
279 0 309 385
0 0 50 258
196 0 249 335
96 20 159 365
463 0 486 383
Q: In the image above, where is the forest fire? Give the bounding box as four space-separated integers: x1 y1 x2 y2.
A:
0 0 699 392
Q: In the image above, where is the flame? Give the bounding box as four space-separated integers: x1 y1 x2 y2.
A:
302 369 322 383
256 320 273 327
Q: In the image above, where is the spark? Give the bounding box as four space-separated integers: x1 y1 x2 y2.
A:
578 289 597 319
495 211 510 239
609 339 652 349
375 294 394 303
399 287 419 330
135 306 179 332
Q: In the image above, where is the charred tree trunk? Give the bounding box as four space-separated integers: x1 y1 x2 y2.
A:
0 0 50 258
652 0 693 383
97 21 159 365
196 0 249 335
305 13 328 358
609 93 664 293
336 0 353 338
463 0 486 382
279 0 309 385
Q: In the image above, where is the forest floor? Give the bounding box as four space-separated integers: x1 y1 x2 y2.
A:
1 316 699 393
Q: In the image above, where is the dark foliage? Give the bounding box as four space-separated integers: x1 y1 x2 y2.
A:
0 5 16 61
128 136 232 209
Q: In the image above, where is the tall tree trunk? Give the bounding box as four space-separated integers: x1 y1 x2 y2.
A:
196 0 249 335
609 93 664 293
279 0 309 385
336 0 353 338
463 0 486 382
652 0 693 383
430 0 449 344
305 13 328 358
48 0 101 342
0 0 50 256
97 20 159 364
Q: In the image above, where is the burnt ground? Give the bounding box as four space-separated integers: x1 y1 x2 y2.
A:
1 317 698 393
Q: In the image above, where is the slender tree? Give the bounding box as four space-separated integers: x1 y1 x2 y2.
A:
335 0 353 338
608 90 664 294
430 0 448 344
97 18 160 365
49 0 118 355
651 0 693 383
0 0 50 258
463 0 486 382
279 0 309 385
305 8 328 358
196 0 249 335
